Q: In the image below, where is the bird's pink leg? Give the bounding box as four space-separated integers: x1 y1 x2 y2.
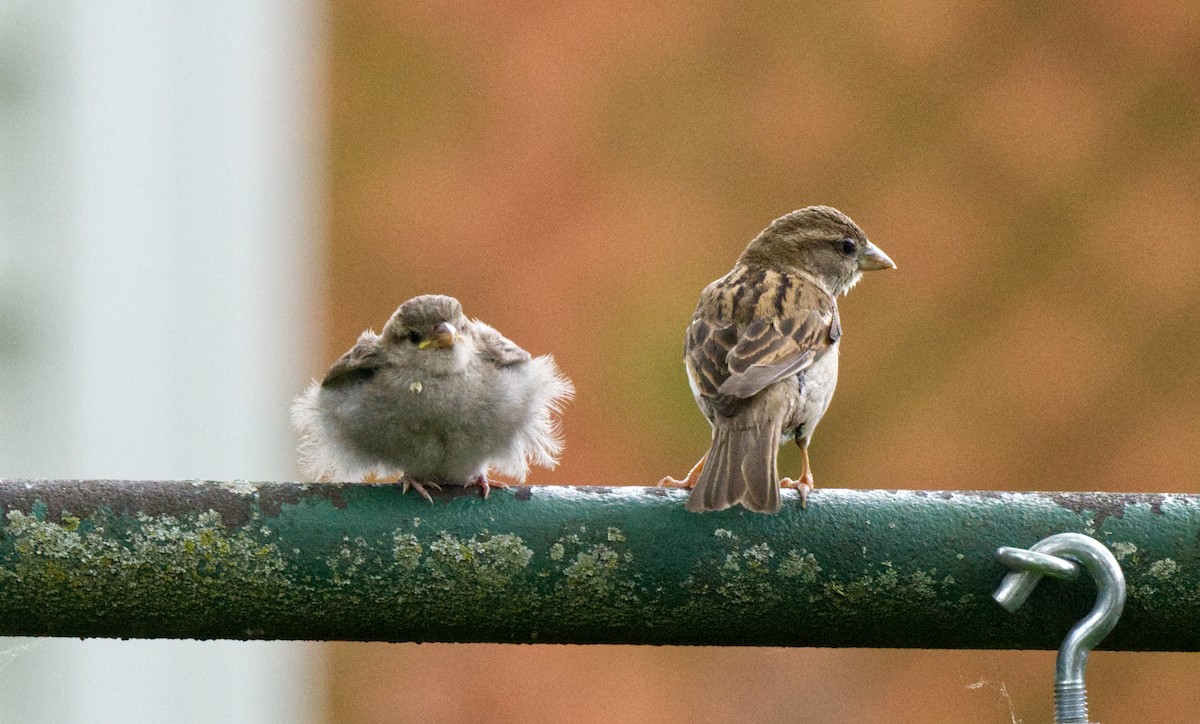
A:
465 474 508 499
400 477 440 503
780 442 814 508
657 453 707 489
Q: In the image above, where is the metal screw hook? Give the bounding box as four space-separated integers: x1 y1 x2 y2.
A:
994 533 1126 724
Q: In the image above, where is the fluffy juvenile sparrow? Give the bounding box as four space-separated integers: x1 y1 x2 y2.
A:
292 294 573 500
661 206 895 513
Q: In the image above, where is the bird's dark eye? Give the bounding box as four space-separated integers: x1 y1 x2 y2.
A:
838 239 857 256
406 330 422 344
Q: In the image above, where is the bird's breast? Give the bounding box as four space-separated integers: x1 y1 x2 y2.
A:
791 343 839 435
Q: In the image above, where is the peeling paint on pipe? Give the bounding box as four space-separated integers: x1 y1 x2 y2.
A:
0 480 1192 649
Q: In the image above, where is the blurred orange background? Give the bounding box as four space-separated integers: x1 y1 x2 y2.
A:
319 2 1200 722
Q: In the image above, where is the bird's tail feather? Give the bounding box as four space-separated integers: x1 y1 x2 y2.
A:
686 418 781 514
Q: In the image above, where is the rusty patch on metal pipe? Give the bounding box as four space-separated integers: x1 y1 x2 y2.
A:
0 480 354 528
257 482 349 518
1050 492 1166 527
0 480 257 527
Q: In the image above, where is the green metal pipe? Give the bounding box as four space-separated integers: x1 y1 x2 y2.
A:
0 480 1192 649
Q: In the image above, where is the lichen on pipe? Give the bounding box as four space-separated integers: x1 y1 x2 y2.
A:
0 480 1194 649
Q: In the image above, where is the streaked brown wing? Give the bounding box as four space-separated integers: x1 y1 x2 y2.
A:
718 303 835 398
685 314 739 401
685 266 838 409
321 331 383 389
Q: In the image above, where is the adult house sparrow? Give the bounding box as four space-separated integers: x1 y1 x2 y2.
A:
292 294 574 500
661 206 895 513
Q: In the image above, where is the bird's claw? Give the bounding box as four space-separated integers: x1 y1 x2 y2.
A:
780 477 814 509
465 474 508 499
658 456 706 490
401 477 440 503
656 475 695 489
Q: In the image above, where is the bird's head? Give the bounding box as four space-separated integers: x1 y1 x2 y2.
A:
383 294 468 354
739 206 895 296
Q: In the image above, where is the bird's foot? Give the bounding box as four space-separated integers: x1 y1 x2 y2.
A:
780 475 814 509
657 455 707 489
465 474 508 499
401 477 441 503
656 475 695 489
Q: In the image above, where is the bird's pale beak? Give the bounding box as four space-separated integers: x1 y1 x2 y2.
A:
418 322 458 350
859 242 896 272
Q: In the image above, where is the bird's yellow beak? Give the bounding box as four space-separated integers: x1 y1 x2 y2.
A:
418 322 458 350
859 241 896 272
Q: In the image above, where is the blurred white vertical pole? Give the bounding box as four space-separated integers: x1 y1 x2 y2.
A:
0 1 325 722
